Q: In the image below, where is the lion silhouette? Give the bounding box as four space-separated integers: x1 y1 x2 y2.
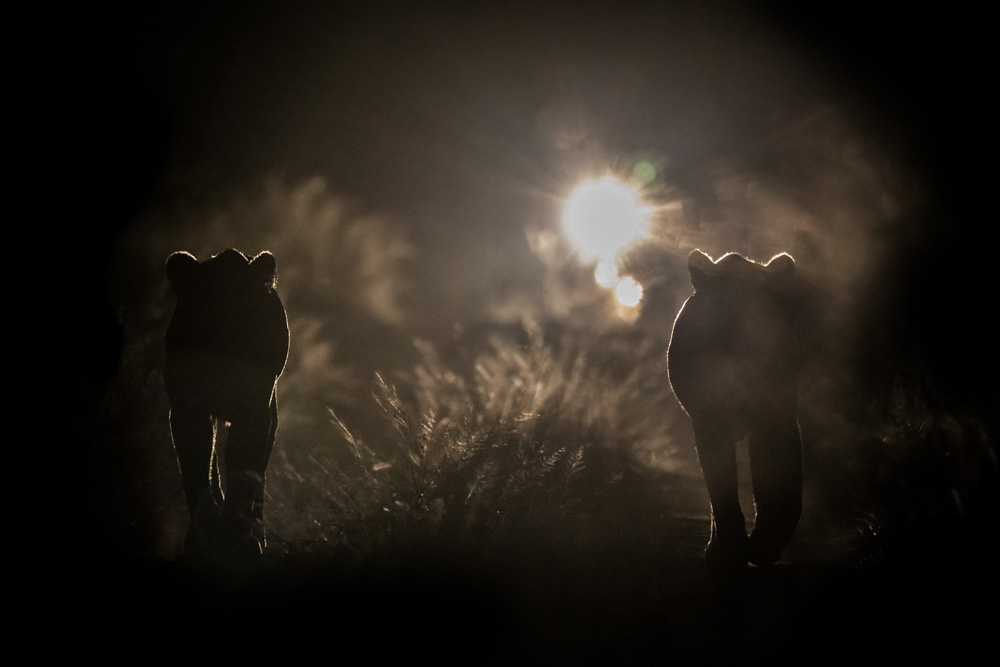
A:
164 249 288 564
667 250 806 569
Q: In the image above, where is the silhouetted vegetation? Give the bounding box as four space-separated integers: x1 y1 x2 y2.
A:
267 323 686 559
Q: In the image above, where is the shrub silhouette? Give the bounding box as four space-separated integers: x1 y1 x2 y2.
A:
265 322 681 555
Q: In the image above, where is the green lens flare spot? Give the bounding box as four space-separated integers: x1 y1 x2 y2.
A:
632 161 656 185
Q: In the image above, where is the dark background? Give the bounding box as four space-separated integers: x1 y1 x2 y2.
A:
44 0 993 386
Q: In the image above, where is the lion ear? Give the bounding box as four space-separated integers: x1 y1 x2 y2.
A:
765 253 796 276
166 251 200 295
250 251 277 291
688 249 716 290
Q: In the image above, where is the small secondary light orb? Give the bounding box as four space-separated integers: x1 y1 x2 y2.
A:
563 176 648 260
632 161 656 185
615 276 643 307
594 258 620 288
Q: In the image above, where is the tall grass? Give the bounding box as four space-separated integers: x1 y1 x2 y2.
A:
265 321 689 561
862 377 998 563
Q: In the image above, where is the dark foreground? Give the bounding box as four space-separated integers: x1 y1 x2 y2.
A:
48 469 995 665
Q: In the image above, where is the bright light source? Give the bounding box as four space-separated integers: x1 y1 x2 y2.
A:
562 176 649 314
615 276 643 307
563 176 649 261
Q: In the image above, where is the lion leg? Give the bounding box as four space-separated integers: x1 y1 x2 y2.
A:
168 405 216 515
220 388 277 559
747 412 802 565
168 404 222 556
693 419 749 569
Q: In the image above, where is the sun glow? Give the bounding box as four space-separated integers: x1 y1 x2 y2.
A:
563 176 649 307
564 176 649 260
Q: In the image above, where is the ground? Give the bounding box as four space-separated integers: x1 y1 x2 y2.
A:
64 456 993 664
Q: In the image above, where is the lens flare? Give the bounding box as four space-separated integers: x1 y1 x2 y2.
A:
594 258 620 288
632 161 656 185
563 176 649 311
615 276 643 307
563 176 649 261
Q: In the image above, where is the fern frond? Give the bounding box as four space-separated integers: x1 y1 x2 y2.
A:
373 371 409 437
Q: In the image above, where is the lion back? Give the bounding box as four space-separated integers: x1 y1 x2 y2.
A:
667 250 804 422
164 249 289 412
